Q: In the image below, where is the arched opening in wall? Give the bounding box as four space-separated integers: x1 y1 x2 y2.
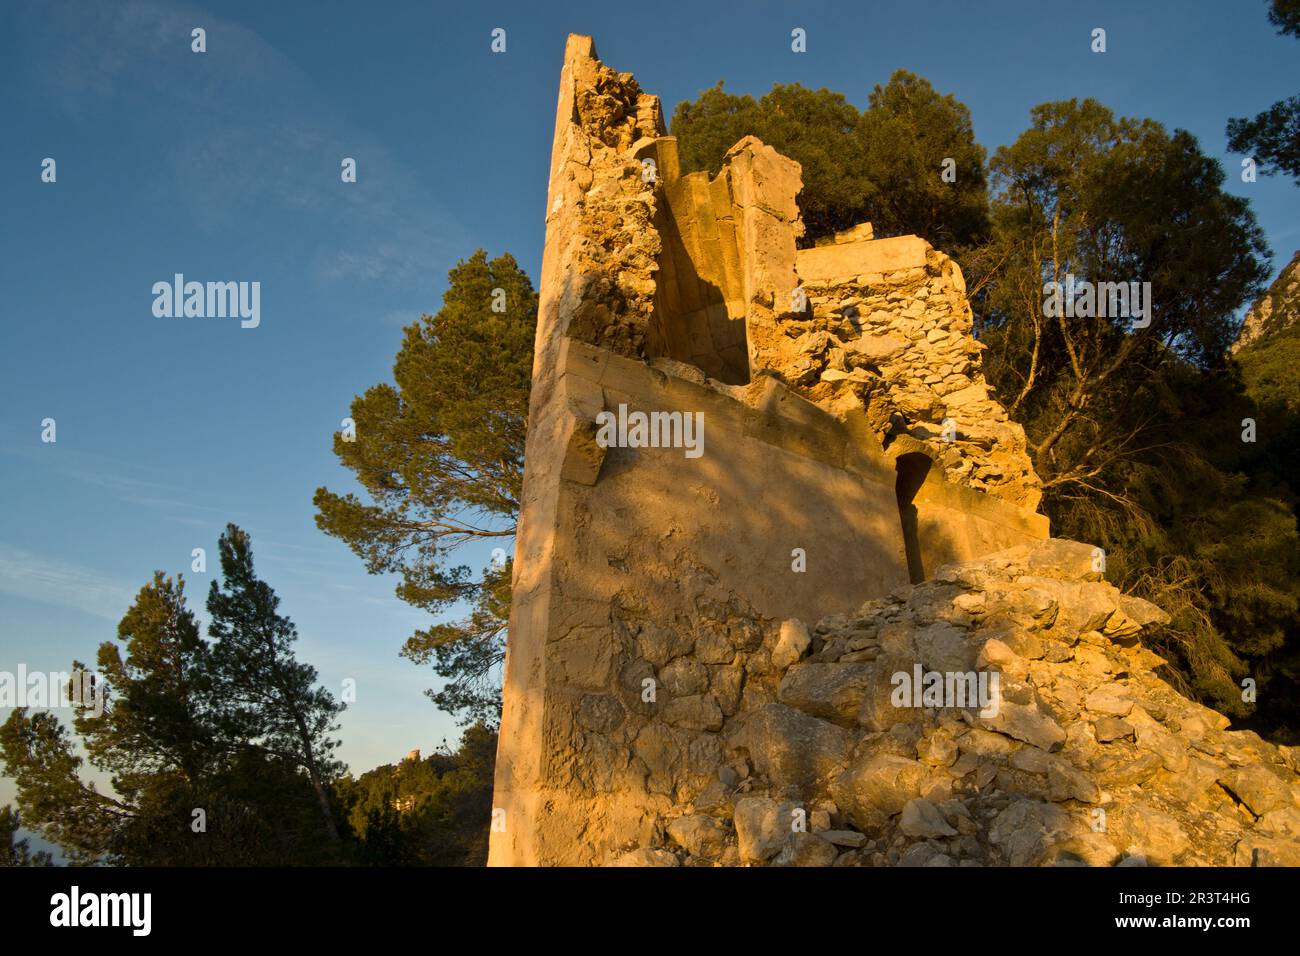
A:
895 452 933 585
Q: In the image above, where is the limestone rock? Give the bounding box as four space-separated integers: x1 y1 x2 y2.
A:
772 619 812 670
733 796 798 864
1221 765 1295 817
1047 761 1102 803
777 662 873 725
978 701 1067 752
820 829 868 848
609 847 680 867
834 754 938 819
1085 685 1134 717
899 798 958 838
1233 248 1300 353
665 814 730 858
988 799 1074 866
917 727 959 767
1093 716 1134 743
772 832 838 867
1258 806 1300 837
660 693 723 731
1235 836 1300 867
730 703 852 790
640 540 1299 867
1114 806 1188 866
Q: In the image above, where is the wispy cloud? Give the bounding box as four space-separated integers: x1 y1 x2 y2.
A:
1 444 242 527
0 544 137 622
16 0 470 287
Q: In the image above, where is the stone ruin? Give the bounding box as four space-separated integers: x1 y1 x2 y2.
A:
487 36 1300 866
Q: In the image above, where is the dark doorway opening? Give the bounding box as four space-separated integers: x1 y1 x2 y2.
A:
895 453 932 585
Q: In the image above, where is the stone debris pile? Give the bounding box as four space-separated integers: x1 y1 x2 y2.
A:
610 539 1300 866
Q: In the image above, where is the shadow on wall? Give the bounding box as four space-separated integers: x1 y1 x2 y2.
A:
648 171 751 387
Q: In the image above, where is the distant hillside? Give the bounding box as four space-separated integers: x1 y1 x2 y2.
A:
1228 251 1300 743
1233 249 1300 493
333 724 496 866
1234 250 1300 359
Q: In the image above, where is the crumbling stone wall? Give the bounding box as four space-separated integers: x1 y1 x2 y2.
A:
640 131 1042 509
786 233 1042 511
489 35 1058 867
544 38 663 362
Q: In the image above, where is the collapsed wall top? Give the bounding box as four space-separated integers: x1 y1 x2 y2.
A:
541 34 1042 510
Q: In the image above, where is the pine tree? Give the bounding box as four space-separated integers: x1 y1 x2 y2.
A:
2 575 221 863
1 541 352 863
82 572 213 802
314 250 536 723
1226 1 1300 185
206 524 345 842
0 805 53 867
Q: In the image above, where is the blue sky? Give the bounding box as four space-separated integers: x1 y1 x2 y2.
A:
1 0 1297 837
